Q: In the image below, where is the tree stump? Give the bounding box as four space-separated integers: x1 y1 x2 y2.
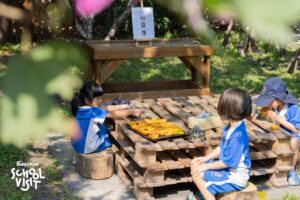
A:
217 182 258 200
76 148 114 179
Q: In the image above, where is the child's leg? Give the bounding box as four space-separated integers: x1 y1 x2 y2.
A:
192 173 216 200
192 169 243 200
291 137 300 170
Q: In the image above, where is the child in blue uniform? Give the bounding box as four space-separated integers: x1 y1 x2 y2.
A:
254 77 300 185
188 88 252 200
70 81 141 155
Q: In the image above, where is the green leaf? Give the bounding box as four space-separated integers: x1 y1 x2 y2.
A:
1 41 87 146
233 0 300 44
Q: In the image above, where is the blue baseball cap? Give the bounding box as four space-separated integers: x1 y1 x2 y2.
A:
253 77 298 107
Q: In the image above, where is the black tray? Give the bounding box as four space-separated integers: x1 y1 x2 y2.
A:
126 124 188 142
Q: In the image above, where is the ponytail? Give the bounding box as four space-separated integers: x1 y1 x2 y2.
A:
70 81 104 116
71 92 81 116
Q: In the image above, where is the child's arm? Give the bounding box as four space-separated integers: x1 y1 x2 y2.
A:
106 104 129 112
107 109 141 119
191 160 227 178
268 111 299 133
191 146 220 165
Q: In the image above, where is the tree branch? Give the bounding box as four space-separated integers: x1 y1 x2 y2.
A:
104 0 140 40
0 2 27 21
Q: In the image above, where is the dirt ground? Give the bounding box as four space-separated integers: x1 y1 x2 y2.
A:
27 132 300 200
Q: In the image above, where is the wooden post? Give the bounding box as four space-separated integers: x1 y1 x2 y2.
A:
203 55 211 88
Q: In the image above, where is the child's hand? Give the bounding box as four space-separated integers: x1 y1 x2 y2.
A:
191 156 208 166
133 109 142 117
267 110 282 123
191 163 207 178
121 104 130 110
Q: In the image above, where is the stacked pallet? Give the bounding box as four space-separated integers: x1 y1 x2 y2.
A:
112 96 293 199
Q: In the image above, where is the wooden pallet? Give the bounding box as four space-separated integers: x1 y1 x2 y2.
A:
113 96 294 199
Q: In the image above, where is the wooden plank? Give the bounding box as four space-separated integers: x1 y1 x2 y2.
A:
178 57 197 82
185 148 203 158
143 99 188 131
170 150 192 168
157 152 185 170
179 56 210 88
112 132 167 170
250 149 277 160
129 101 159 119
98 59 124 84
157 98 191 124
115 134 156 168
173 138 196 149
157 140 179 151
174 96 203 115
85 39 213 60
102 80 199 93
275 155 294 171
188 96 218 114
102 88 210 102
269 171 289 188
251 161 274 176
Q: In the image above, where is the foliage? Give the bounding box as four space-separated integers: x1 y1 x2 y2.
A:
1 41 87 146
159 0 300 45
281 192 298 200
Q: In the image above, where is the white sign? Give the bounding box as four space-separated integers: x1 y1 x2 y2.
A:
11 161 45 191
131 7 155 40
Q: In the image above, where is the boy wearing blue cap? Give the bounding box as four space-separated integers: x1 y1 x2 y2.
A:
254 77 300 185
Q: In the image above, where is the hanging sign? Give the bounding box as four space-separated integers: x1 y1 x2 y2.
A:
131 7 155 40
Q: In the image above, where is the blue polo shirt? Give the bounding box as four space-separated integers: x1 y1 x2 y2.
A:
278 104 300 138
71 106 111 154
219 121 251 187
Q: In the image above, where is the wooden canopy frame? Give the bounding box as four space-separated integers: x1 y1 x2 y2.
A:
84 39 213 101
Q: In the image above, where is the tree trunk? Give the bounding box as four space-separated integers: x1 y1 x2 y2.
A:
0 17 8 44
287 47 300 74
222 18 234 46
104 0 140 40
76 148 114 179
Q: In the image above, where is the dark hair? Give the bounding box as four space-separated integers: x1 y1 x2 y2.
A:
217 88 252 121
71 81 103 116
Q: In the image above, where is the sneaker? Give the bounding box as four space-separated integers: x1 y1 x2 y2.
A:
186 191 204 200
288 170 300 186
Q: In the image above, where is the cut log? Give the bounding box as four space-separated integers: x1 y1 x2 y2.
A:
217 182 258 200
76 148 114 179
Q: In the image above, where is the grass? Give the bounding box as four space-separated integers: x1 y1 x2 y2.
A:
0 43 20 56
281 192 298 200
0 144 31 200
107 32 300 98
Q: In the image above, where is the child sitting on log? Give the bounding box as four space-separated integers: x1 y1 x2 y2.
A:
188 88 252 200
254 77 300 185
70 81 141 157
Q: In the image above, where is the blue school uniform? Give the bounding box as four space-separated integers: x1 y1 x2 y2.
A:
203 121 251 195
71 106 112 154
278 104 300 139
